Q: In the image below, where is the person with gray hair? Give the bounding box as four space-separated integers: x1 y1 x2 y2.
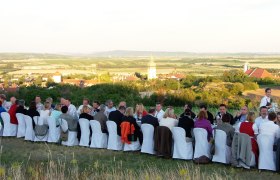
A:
94 104 108 133
16 99 27 115
104 99 116 117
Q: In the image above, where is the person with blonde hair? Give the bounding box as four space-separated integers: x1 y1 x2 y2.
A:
194 110 213 141
135 103 148 121
79 105 94 121
121 107 143 144
159 108 178 131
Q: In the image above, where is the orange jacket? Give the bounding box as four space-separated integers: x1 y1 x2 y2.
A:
120 122 135 144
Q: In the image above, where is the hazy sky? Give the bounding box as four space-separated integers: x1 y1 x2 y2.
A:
0 0 280 53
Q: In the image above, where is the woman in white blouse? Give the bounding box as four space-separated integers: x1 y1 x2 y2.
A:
159 108 178 130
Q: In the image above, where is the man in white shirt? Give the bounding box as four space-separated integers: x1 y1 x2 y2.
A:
155 102 164 121
35 95 44 111
77 98 92 115
0 94 11 111
260 88 272 108
259 112 280 141
104 99 116 117
254 106 269 134
64 98 78 121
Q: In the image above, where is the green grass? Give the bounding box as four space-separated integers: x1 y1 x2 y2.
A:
0 138 279 179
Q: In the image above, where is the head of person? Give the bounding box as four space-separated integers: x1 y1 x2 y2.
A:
197 110 208 120
106 100 114 109
184 108 192 117
61 105 68 114
29 101 37 111
82 98 90 106
93 101 100 109
64 98 71 106
184 104 192 111
60 97 66 106
118 106 126 114
199 104 208 112
82 105 91 114
99 104 106 113
35 96 41 104
46 97 53 104
219 104 227 115
155 102 162 112
18 100 25 107
148 108 156 116
136 103 145 113
118 101 126 108
247 112 255 123
268 112 277 121
54 104 61 111
163 108 175 119
44 101 51 110
265 88 272 97
222 113 231 123
240 106 248 115
259 106 268 118
10 96 16 104
0 94 6 102
125 107 134 117
276 112 280 123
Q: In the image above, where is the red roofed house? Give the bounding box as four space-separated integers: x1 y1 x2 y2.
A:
245 68 274 79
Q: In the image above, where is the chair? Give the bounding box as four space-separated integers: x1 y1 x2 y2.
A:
60 118 79 146
141 124 155 155
193 128 211 159
90 120 108 148
34 116 48 142
1 112 17 136
106 121 123 151
24 115 35 141
212 130 231 164
172 127 193 160
16 113 26 138
257 134 276 171
47 116 60 143
79 118 90 147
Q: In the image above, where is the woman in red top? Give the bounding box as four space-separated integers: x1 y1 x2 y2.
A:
8 97 18 125
237 112 259 162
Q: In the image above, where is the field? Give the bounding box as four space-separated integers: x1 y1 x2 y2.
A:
0 137 280 179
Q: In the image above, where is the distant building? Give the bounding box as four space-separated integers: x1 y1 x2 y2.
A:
244 62 250 73
245 68 274 79
147 56 157 80
52 72 62 83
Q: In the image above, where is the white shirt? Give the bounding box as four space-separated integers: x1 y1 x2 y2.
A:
259 121 280 141
2 101 11 111
77 104 92 115
40 109 50 124
254 116 269 134
36 103 44 111
155 109 164 121
104 106 116 117
260 96 271 107
67 104 78 120
159 117 178 131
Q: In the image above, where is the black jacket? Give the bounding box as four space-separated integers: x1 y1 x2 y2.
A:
141 114 159 129
206 111 214 124
178 115 194 138
79 113 94 121
108 110 124 136
215 112 234 125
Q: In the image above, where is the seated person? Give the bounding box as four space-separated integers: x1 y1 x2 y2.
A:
16 100 27 115
215 104 234 125
26 101 40 129
59 106 78 132
233 106 248 124
50 104 62 126
121 107 143 144
77 98 92 115
180 104 196 119
178 108 194 139
159 108 178 131
194 110 213 141
215 113 235 147
94 104 108 133
134 103 148 121
108 106 126 136
40 101 52 125
259 112 280 142
200 104 214 124
0 101 7 127
141 107 159 128
79 106 94 120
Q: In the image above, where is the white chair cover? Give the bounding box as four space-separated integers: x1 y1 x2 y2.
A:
90 120 108 148
257 134 276 171
172 127 193 160
47 116 60 143
34 116 48 142
212 130 231 164
79 118 90 147
16 113 26 138
2 112 17 136
24 115 35 141
124 140 141 151
193 128 211 159
141 124 155 155
106 121 123 150
60 119 79 146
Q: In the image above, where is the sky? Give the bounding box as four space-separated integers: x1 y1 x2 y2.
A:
0 0 280 53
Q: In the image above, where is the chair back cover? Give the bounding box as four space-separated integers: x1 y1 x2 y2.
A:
90 120 108 148
212 129 231 164
78 118 90 147
106 121 123 150
141 124 155 154
16 113 26 138
172 127 193 160
193 128 211 159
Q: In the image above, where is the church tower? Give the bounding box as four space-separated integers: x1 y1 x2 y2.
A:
244 62 250 72
147 56 157 80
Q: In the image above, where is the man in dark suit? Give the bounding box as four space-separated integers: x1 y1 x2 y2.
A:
141 108 159 128
200 104 214 124
108 106 126 136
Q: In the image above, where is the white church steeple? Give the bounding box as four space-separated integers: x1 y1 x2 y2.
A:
244 62 250 72
147 56 157 80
